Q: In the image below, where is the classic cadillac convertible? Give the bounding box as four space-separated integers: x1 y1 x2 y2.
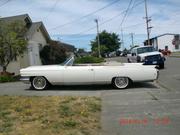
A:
20 56 159 90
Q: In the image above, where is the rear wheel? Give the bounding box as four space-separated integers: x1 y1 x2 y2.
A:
31 76 48 90
112 77 130 89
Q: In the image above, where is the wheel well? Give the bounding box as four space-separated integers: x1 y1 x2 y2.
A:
30 76 35 82
30 76 51 84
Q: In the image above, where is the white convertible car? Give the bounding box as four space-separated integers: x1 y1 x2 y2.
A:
20 56 159 90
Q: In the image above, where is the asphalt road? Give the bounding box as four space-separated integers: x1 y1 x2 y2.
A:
0 56 180 135
102 56 180 135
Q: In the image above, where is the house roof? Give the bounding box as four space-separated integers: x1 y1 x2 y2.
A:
59 41 76 52
0 14 51 42
26 22 51 42
149 33 179 40
0 14 32 23
50 40 76 52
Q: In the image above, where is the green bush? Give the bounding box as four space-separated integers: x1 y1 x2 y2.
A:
0 75 15 83
74 56 104 64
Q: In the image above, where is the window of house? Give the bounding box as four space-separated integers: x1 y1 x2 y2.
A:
39 44 43 51
24 17 31 28
175 45 179 50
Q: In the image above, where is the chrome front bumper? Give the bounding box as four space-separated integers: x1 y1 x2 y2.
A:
156 70 159 80
20 77 30 84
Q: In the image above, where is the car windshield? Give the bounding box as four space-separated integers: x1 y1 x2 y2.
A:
137 47 155 54
61 56 74 66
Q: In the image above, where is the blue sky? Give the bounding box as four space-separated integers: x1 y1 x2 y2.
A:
0 0 180 50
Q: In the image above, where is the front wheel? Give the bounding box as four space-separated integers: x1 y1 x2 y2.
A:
112 77 130 89
31 76 48 90
159 63 164 69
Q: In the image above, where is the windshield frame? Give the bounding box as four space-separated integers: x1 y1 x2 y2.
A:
61 56 74 66
137 47 155 54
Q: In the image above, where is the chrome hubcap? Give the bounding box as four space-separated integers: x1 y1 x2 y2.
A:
115 77 128 88
33 77 46 90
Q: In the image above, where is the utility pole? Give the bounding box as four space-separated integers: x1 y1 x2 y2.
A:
121 28 124 50
95 19 101 58
144 0 152 45
130 33 134 47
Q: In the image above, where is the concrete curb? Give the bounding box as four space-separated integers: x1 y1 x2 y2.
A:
169 56 180 58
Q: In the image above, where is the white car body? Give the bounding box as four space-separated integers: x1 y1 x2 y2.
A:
20 57 158 90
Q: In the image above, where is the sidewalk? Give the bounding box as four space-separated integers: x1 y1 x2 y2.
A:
169 52 180 58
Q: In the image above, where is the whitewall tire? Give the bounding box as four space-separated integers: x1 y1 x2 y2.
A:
31 76 48 90
113 77 129 89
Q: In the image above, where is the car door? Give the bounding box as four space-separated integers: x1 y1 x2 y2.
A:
63 66 94 85
131 49 138 62
128 49 135 62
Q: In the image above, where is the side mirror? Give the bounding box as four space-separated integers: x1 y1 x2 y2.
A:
132 53 136 56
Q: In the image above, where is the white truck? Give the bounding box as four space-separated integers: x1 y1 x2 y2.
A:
127 46 165 69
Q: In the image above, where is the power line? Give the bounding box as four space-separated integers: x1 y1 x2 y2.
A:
43 0 60 20
123 22 144 29
115 0 134 33
49 0 121 30
116 0 144 32
120 0 133 27
121 0 136 24
70 0 144 36
0 0 11 7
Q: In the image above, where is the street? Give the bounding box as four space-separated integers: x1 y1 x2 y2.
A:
0 56 180 135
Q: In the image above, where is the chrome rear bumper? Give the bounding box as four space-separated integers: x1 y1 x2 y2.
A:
20 77 30 84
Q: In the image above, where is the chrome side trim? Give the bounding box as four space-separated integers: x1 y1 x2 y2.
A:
20 77 30 84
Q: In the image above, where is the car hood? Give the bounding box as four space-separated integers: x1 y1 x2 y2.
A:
138 51 162 57
20 65 62 72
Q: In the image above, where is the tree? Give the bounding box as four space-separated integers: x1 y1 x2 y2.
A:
91 30 121 57
0 20 27 72
40 41 67 65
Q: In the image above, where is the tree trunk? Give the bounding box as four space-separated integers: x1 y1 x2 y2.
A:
3 66 7 72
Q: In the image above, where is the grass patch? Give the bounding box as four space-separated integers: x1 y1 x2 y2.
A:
0 75 15 83
171 52 180 55
0 96 101 135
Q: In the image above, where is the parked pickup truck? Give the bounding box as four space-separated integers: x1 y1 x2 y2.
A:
127 46 165 69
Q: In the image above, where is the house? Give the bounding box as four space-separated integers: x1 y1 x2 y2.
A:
49 40 76 56
58 41 76 55
0 14 51 75
144 33 180 52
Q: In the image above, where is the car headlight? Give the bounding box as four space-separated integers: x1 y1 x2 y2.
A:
141 56 146 62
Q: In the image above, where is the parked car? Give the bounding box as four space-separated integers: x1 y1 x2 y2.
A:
120 50 129 57
20 56 159 90
127 46 165 69
108 51 117 57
